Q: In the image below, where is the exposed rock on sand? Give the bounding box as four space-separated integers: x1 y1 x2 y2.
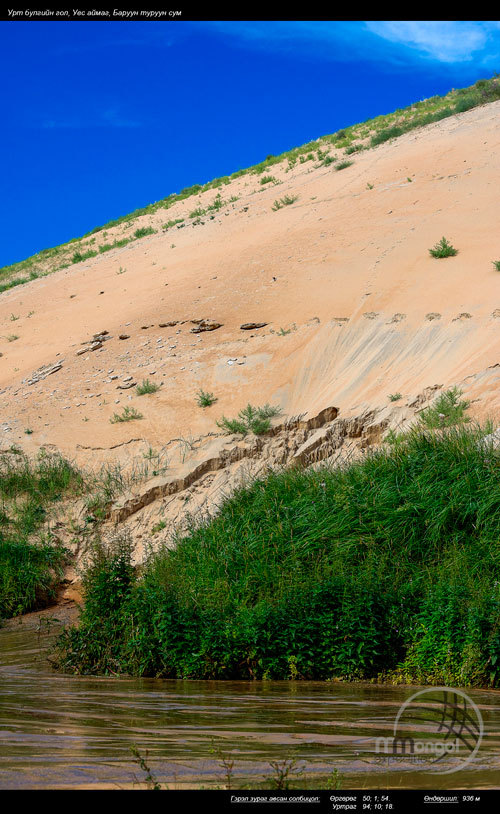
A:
190 319 223 333
24 362 63 385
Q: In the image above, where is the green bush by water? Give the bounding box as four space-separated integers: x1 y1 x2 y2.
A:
0 450 83 618
55 424 500 685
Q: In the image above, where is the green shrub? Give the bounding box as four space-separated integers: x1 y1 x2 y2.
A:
455 93 479 113
133 227 156 239
493 260 500 272
216 403 281 436
335 161 353 171
272 196 298 211
418 387 470 429
110 406 143 423
429 237 458 258
260 176 277 185
370 126 404 146
388 393 402 402
0 450 82 618
99 238 130 253
72 249 98 264
207 194 225 211
136 379 160 396
162 219 184 230
54 533 135 674
196 389 217 408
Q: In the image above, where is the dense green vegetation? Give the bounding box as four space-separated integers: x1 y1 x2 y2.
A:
2 74 499 293
0 449 83 619
54 423 500 686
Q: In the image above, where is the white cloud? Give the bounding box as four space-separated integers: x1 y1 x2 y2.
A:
196 20 500 69
365 21 492 63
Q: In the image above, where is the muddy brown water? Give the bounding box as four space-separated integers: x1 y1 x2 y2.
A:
1 609 499 790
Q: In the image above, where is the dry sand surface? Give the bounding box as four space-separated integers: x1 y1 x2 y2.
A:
1 100 500 560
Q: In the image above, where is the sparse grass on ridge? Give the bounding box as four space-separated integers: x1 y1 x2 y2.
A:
2 74 499 292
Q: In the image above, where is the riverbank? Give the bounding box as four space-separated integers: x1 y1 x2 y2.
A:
53 422 500 687
2 616 500 790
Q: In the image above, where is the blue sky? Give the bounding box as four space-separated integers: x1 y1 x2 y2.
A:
1 20 499 267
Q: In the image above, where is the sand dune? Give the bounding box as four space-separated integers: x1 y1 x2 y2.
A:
1 99 499 556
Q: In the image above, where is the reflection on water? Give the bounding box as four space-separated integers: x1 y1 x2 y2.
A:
1 616 500 790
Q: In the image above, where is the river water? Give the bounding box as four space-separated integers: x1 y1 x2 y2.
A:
1 610 499 790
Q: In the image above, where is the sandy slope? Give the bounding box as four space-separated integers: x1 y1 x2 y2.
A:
1 100 500 480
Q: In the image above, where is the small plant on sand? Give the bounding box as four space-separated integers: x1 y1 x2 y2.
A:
136 379 159 395
429 237 458 258
216 415 248 435
162 218 184 230
10 314 19 321
493 260 500 271
6 335 19 342
71 249 98 264
217 403 281 437
24 428 33 434
335 160 353 171
133 226 156 239
345 144 362 155
418 387 470 429
272 195 298 211
260 175 277 185
196 389 217 408
388 393 402 402
152 520 167 534
110 406 143 423
366 182 374 190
